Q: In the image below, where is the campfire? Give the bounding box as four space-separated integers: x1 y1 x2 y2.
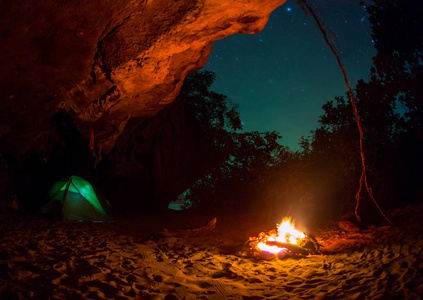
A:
244 217 321 260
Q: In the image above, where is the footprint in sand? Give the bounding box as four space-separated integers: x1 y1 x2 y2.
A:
211 268 242 280
247 277 263 284
195 280 213 289
85 279 120 299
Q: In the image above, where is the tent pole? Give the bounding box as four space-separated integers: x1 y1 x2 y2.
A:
62 177 73 219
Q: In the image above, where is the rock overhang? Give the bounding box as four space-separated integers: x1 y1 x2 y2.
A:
0 0 287 157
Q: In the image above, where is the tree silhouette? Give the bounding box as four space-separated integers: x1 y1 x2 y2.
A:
300 0 423 222
179 71 286 209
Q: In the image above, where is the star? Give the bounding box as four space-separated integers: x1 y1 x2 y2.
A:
202 0 376 149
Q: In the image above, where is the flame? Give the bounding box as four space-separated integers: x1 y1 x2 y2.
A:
256 217 306 254
276 218 306 244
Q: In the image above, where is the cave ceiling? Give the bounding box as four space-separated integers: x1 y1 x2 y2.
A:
0 0 286 157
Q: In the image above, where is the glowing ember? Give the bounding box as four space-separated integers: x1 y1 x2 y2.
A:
255 217 306 255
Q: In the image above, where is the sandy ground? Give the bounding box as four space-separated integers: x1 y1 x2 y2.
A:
1 204 422 300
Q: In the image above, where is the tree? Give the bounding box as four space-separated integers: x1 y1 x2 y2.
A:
365 0 423 127
179 71 287 209
300 0 423 220
364 0 423 205
180 70 242 134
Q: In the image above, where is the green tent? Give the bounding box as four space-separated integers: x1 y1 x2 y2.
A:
42 176 113 222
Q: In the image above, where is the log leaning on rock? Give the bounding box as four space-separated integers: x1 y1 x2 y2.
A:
162 217 217 238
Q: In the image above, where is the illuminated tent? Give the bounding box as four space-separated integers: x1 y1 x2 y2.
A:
42 176 113 222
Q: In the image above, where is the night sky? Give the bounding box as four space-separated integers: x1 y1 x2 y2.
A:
203 0 376 149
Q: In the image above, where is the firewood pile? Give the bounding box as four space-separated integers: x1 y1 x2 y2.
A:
237 217 322 260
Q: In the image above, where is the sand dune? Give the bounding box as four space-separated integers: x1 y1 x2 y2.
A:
1 205 422 299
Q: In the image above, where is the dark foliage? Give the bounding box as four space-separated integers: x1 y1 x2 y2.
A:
184 0 422 224
179 71 287 210
299 0 423 221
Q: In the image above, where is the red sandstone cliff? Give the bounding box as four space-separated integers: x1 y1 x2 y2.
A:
0 0 286 157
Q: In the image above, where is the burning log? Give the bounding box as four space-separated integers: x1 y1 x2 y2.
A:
265 241 309 256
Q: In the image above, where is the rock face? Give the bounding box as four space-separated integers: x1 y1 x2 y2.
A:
0 0 286 158
0 0 287 209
